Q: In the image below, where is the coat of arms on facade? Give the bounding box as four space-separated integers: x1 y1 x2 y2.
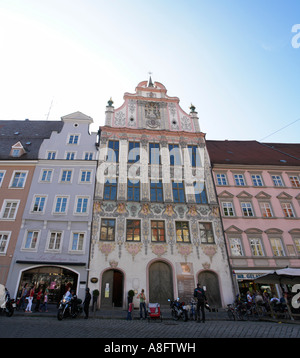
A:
145 102 160 128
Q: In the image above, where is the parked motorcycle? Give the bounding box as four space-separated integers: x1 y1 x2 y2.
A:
168 298 188 321
57 295 82 320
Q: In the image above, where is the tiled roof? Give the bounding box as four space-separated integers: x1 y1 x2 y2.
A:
206 140 300 166
0 120 63 160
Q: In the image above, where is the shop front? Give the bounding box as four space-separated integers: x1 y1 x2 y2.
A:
17 266 79 304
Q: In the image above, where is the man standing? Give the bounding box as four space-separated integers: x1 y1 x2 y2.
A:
194 283 207 323
137 289 147 320
83 288 91 319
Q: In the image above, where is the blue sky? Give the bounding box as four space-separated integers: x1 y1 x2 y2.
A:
0 0 299 143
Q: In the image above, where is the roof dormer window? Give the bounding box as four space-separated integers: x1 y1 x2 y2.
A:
10 141 26 158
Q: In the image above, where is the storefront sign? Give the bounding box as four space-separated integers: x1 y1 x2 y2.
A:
236 273 264 280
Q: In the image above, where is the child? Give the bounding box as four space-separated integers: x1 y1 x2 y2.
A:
40 290 48 312
126 302 134 320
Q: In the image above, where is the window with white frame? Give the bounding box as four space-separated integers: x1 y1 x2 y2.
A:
221 202 235 216
249 238 264 256
23 230 39 250
199 222 214 244
47 151 56 160
32 196 46 213
270 238 285 256
251 174 263 186
60 170 72 183
289 175 300 188
260 202 273 218
216 173 228 186
1 200 19 219
271 175 284 186
40 169 53 183
234 174 245 186
68 134 80 144
241 202 254 217
229 238 244 256
70 232 85 252
0 232 11 254
65 152 76 160
10 171 27 188
84 152 93 160
80 170 92 183
47 231 62 251
294 238 300 255
53 196 68 214
0 171 5 187
75 196 89 214
281 203 295 218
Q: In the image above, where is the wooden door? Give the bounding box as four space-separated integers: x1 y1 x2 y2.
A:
149 261 173 305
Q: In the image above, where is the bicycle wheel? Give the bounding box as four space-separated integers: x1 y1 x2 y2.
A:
227 310 235 321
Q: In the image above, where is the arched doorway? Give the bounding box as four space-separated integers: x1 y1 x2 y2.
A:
101 269 124 308
149 261 173 305
18 266 78 304
197 270 222 307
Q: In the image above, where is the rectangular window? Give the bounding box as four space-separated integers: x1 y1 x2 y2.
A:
260 202 273 218
199 222 214 244
68 134 79 144
75 197 89 214
126 220 141 241
172 181 185 203
128 142 140 163
216 173 228 185
289 175 300 187
194 182 207 204
24 231 39 250
84 152 93 160
234 174 245 186
32 196 46 213
0 232 10 253
11 171 27 188
54 197 68 213
41 169 52 182
169 144 181 166
281 203 295 218
61 170 72 182
149 143 160 164
0 171 5 187
272 175 284 186
80 170 92 183
107 140 119 163
71 232 85 251
100 219 116 241
103 179 117 200
48 232 62 251
188 145 201 167
241 202 254 217
229 238 244 256
222 202 235 216
151 221 165 242
251 174 263 186
1 200 19 219
66 152 75 160
176 221 190 243
270 238 285 256
150 180 163 202
249 238 264 256
127 179 140 201
47 151 56 160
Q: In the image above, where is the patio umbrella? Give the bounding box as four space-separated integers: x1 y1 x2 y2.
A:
255 267 300 285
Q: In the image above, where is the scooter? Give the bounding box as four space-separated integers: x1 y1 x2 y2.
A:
57 295 82 320
168 298 188 321
0 285 16 317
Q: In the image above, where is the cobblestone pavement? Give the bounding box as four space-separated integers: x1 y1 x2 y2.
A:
1 315 300 340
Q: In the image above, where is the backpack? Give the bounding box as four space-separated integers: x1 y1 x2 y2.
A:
194 288 205 303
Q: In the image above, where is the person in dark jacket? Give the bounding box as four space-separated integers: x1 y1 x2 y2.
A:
194 283 207 323
83 288 91 319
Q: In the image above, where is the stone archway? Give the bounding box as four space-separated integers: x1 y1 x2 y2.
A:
149 261 173 305
197 270 222 307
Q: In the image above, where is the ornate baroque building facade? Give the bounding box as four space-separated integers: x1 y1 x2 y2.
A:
89 79 235 308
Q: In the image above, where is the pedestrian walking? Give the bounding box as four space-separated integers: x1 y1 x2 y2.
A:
194 283 207 323
40 289 48 312
34 287 43 312
83 288 91 319
137 289 147 320
19 283 28 311
25 285 35 312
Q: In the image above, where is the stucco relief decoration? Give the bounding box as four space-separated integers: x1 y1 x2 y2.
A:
151 243 168 257
176 244 193 262
125 243 142 261
163 204 176 218
114 111 126 127
180 116 192 131
93 201 103 213
109 260 118 268
145 102 160 128
140 203 151 217
202 245 217 262
98 242 116 261
116 203 127 215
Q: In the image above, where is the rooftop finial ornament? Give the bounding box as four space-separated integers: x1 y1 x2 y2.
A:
108 97 114 107
190 103 196 113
